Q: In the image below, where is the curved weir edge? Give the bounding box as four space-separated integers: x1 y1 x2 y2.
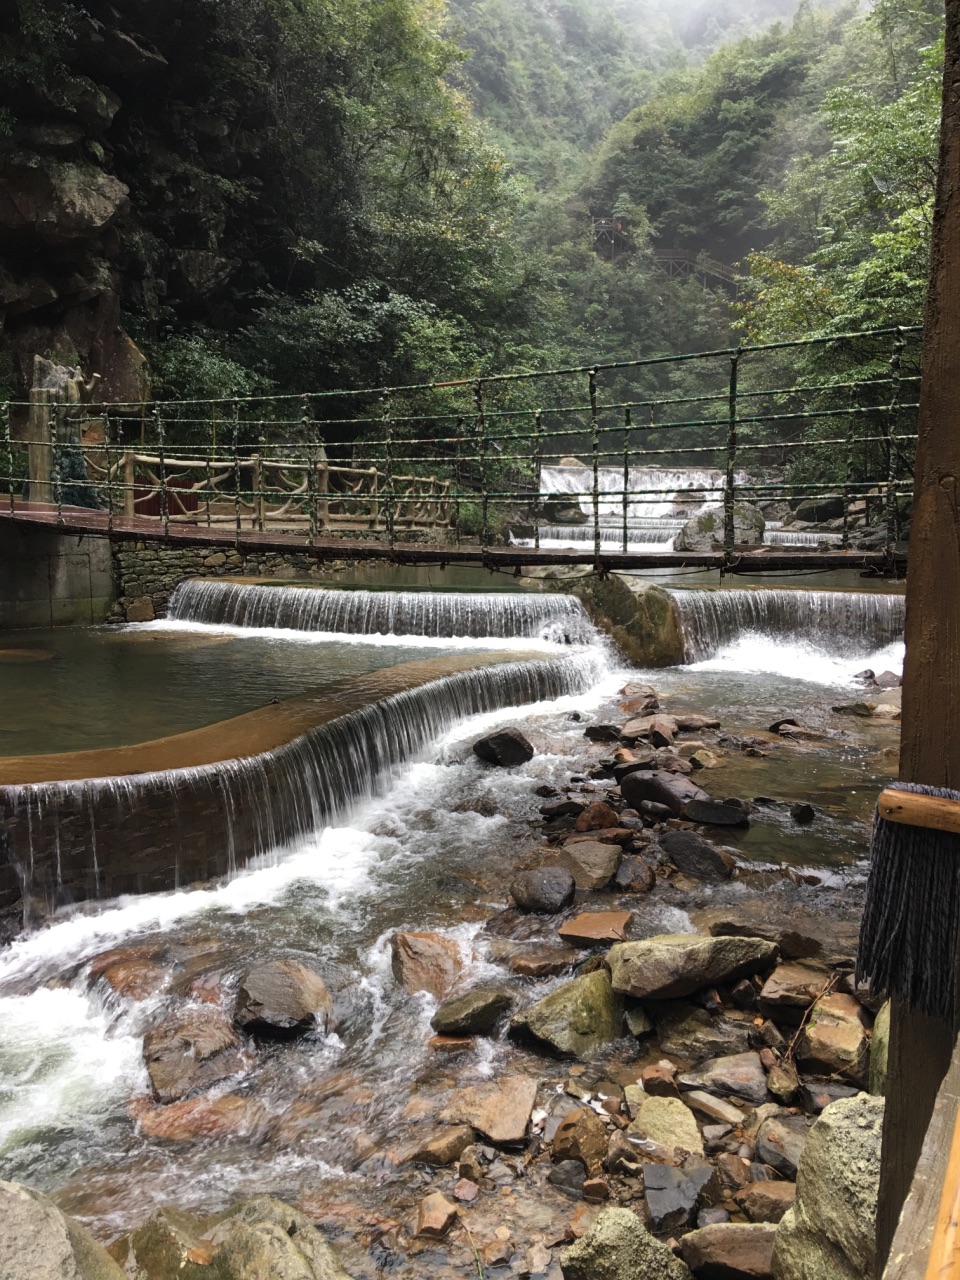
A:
0 649 602 926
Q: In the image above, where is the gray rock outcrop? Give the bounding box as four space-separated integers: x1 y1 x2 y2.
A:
561 1206 692 1280
0 1179 126 1280
772 1093 883 1280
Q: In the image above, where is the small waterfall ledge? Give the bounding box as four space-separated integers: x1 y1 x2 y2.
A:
0 650 602 926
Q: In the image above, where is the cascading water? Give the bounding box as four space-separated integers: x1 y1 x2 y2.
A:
764 529 843 547
509 521 683 551
669 587 905 662
167 580 594 644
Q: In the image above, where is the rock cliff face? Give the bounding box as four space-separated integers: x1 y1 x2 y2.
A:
0 0 346 400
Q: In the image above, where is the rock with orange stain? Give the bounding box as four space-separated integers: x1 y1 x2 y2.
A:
390 931 462 999
87 946 169 1000
129 1092 269 1143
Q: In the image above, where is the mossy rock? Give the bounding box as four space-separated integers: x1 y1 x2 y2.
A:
676 502 765 552
563 574 684 667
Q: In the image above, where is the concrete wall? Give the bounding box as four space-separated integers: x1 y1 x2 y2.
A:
0 523 115 628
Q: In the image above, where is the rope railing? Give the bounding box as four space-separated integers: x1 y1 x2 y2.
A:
0 325 922 559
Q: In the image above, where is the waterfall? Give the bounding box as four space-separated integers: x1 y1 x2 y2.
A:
1 652 604 921
509 522 681 550
168 580 595 644
764 529 843 547
669 588 906 662
540 464 742 522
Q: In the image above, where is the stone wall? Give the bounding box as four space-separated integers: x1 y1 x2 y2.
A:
109 543 352 622
0 523 115 628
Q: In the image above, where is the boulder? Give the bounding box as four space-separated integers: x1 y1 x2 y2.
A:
558 841 622 890
560 1206 693 1280
680 1222 776 1279
567 577 687 669
620 770 709 815
559 911 633 946
439 1075 537 1146
0 1179 127 1280
628 1095 703 1155
390 931 462 999
109 1199 351 1280
869 1001 890 1096
654 1004 753 1060
473 728 534 766
736 1182 797 1224
510 969 624 1058
676 503 765 552
794 497 844 522
615 855 656 892
644 1161 718 1234
683 800 750 828
608 935 778 1001
430 987 513 1036
511 867 577 913
575 801 621 831
235 958 335 1037
758 962 831 1025
679 1053 768 1107
755 1114 808 1178
797 994 869 1085
772 1094 883 1280
553 1107 610 1175
143 1008 248 1104
660 830 734 883
677 714 722 731
0 154 129 243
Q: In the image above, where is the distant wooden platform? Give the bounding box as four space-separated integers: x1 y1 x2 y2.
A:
0 501 907 575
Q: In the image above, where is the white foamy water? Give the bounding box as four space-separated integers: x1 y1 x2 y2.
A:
0 987 146 1151
688 634 905 687
141 617 572 652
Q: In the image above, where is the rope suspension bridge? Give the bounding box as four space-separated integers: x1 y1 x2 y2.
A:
0 326 920 575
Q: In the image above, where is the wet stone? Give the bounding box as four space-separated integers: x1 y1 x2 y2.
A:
548 1159 587 1199
641 1060 679 1098
390 931 463 1000
758 962 831 1026
235 957 335 1038
416 1191 457 1239
799 1080 860 1115
620 770 709 815
552 1106 609 1176
143 1007 248 1104
557 840 622 890
510 969 624 1058
683 799 750 828
660 830 734 884
679 1053 768 1107
610 935 778 1002
575 801 622 832
615 855 656 892
559 911 633 946
439 1075 537 1147
653 1003 754 1060
430 986 513 1036
473 728 534 766
511 866 576 914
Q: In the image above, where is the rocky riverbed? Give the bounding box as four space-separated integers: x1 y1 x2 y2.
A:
0 669 895 1280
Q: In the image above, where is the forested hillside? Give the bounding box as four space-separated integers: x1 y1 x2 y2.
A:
0 0 944 403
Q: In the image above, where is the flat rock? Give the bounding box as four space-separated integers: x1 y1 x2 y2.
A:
416 1191 457 1239
679 1053 768 1107
653 1003 753 1059
130 1093 269 1144
628 1095 703 1155
404 1124 476 1166
798 1080 859 1115
503 944 581 978
797 993 869 1085
390 931 462 999
558 841 622 889
510 969 624 1058
473 728 534 766
683 800 750 828
235 957 335 1037
755 1114 809 1178
511 866 576 913
430 986 513 1036
561 1207 693 1280
620 770 709 815
87 947 169 1000
758 962 831 1024
680 1222 776 1279
735 1181 797 1224
439 1075 537 1146
143 1007 248 1104
683 1090 744 1126
559 911 633 946
608 935 778 1001
676 713 721 731
644 1161 716 1234
660 830 734 883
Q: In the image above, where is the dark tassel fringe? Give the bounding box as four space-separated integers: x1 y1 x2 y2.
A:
857 781 960 1019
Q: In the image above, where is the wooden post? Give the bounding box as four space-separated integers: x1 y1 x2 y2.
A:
26 385 53 504
123 450 136 518
878 1 960 1264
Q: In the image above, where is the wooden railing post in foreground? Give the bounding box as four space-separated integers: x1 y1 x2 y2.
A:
878 0 960 1264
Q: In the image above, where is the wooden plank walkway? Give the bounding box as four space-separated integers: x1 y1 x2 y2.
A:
0 502 907 575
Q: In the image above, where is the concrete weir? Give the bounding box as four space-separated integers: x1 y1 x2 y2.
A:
0 649 601 926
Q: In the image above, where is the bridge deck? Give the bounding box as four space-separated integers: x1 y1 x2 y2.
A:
0 503 905 575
